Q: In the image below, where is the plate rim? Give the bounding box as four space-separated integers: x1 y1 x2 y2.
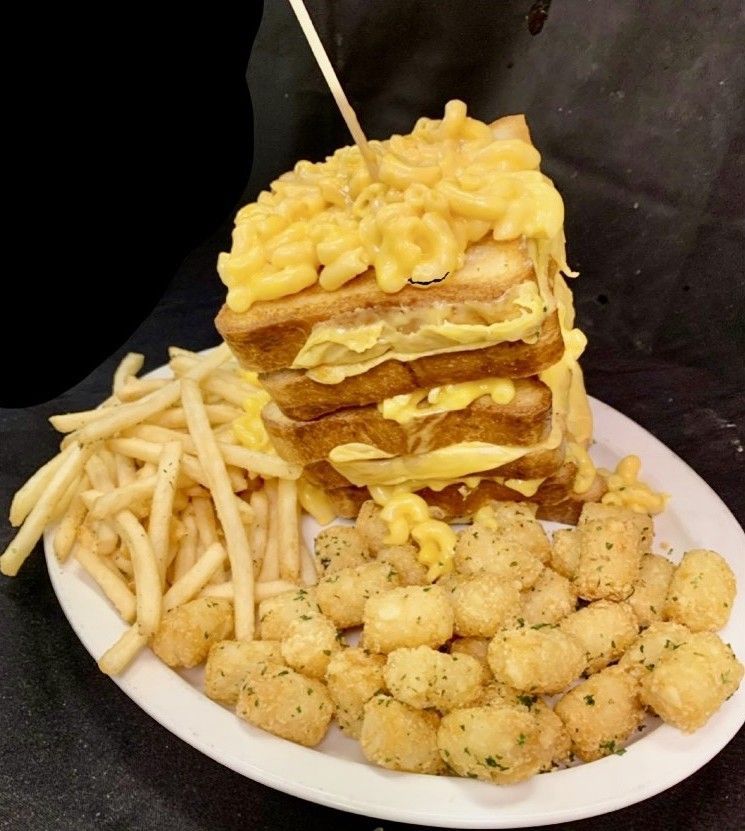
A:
44 382 745 828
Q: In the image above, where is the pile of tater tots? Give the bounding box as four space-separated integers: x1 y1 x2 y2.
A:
151 500 742 785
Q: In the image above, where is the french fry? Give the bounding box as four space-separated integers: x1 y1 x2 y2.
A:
9 443 77 527
117 377 169 402
1 444 89 576
169 356 253 392
54 474 90 562
89 476 158 518
259 479 280 582
50 407 115 433
98 626 147 676
199 579 298 602
93 520 119 556
300 540 317 587
64 383 183 449
172 511 198 581
277 479 300 581
115 453 136 487
179 343 233 381
115 510 162 638
85 454 116 493
249 490 268 567
182 378 255 640
162 542 228 612
148 441 182 583
147 403 240 430
203 376 251 408
113 352 145 394
227 467 249 493
50 474 84 523
172 489 189 513
108 438 208 488
226 446 301 480
124 423 301 480
235 497 254 523
98 447 118 482
112 548 134 578
73 529 136 623
193 496 218 549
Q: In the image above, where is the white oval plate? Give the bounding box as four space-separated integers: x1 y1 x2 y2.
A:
44 387 745 828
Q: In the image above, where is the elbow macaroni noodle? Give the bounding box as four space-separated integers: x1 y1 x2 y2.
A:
218 100 565 311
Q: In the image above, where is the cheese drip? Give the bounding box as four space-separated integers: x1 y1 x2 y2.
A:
379 378 516 423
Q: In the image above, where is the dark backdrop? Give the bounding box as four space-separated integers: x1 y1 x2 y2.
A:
1 2 744 830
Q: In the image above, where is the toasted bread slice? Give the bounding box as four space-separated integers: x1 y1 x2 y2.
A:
326 465 607 525
262 378 551 466
302 441 567 491
260 312 562 421
216 239 536 373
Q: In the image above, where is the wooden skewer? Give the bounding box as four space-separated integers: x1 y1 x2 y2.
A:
287 0 377 178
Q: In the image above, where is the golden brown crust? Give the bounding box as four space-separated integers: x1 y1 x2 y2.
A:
260 313 563 420
262 378 552 465
215 240 535 373
302 442 568 491
325 466 607 525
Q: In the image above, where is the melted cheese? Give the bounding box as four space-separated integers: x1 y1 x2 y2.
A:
600 455 668 514
374 491 455 579
295 281 546 383
566 441 597 494
297 477 336 525
219 100 566 311
233 389 272 452
379 378 516 423
329 438 558 488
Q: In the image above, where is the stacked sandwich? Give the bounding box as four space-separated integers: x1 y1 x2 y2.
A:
216 101 607 537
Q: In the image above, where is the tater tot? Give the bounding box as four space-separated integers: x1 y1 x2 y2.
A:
437 704 544 784
376 544 429 586
314 525 370 575
574 506 646 601
451 573 522 637
205 639 284 705
476 682 571 770
640 632 744 731
579 503 653 554
560 600 638 674
453 525 543 589
520 567 577 626
258 587 321 641
618 621 692 678
325 648 386 738
663 549 736 632
487 626 586 693
355 500 388 553
449 638 493 684
281 614 341 679
363 585 454 653
360 694 444 774
152 597 233 668
236 662 334 747
384 646 483 711
550 528 580 579
628 553 675 627
555 666 645 761
477 502 551 563
317 562 400 628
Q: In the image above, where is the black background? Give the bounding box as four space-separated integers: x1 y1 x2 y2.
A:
1 2 743 829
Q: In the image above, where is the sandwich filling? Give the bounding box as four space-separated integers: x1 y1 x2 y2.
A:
218 100 566 312
328 273 592 491
378 378 517 423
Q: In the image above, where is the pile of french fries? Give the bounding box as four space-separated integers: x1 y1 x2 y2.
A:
1 344 320 675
